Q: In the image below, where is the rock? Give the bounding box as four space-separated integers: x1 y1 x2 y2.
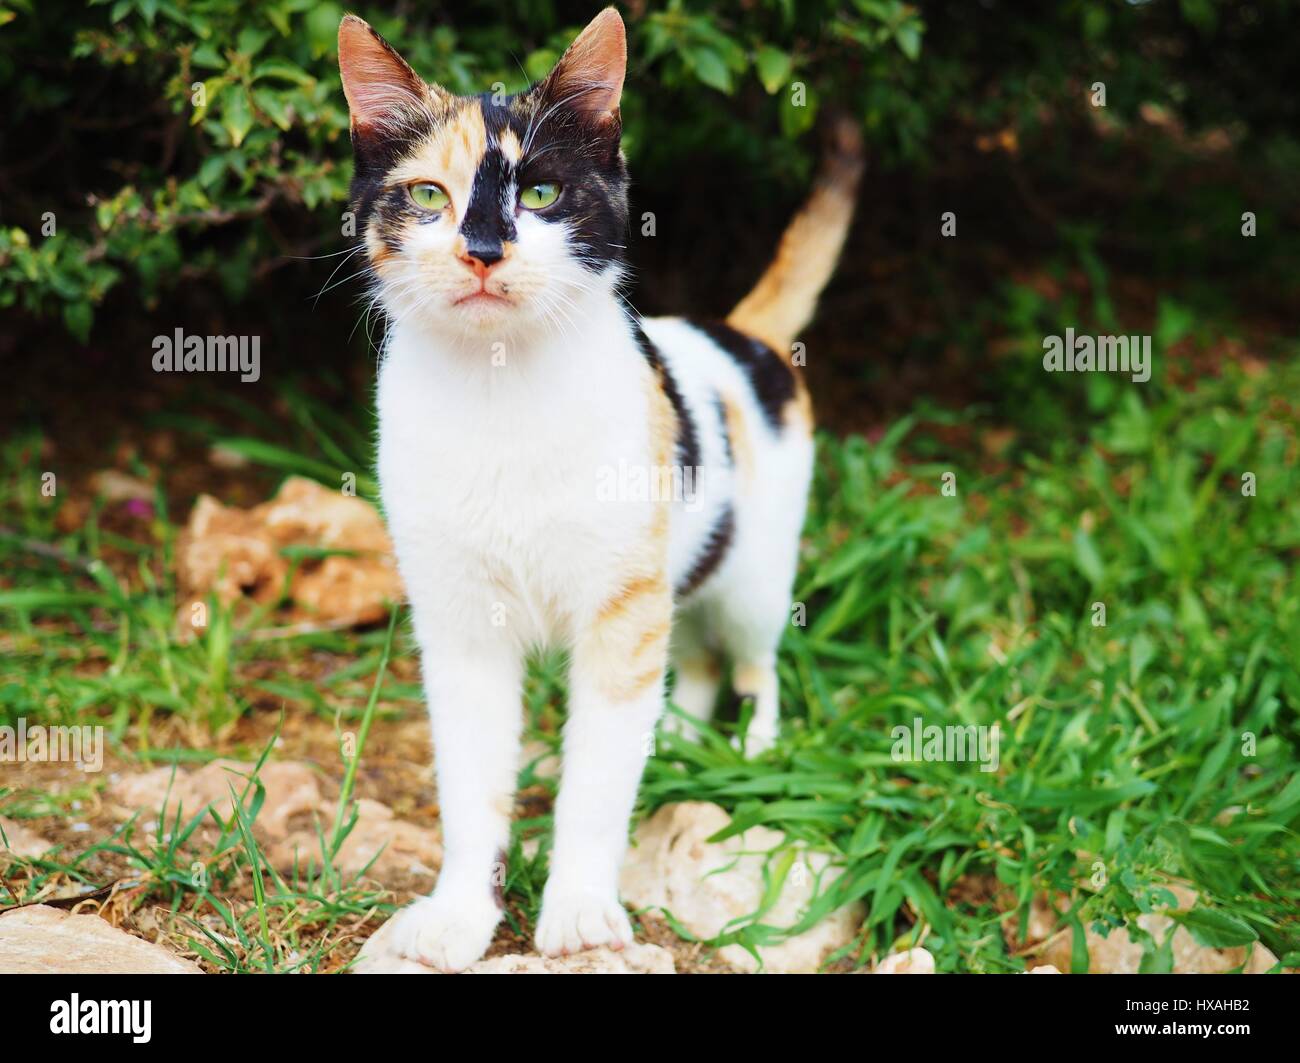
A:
467 945 675 974
1028 964 1062 974
352 914 674 974
350 911 433 974
176 495 287 609
110 759 322 839
110 761 438 881
0 817 53 858
619 801 864 973
1013 893 1063 945
90 470 154 503
175 476 403 629
874 947 935 974
0 905 202 974
1038 885 1279 974
271 797 441 878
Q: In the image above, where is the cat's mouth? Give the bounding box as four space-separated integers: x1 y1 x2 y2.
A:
453 287 512 308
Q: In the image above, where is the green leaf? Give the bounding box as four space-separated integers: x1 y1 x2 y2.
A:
252 58 314 86
1176 908 1258 949
1072 527 1105 585
754 46 791 94
63 300 93 342
192 43 224 69
305 3 344 59
895 22 922 61
222 86 254 148
236 27 271 58
780 81 817 137
252 88 293 131
0 589 112 610
197 153 227 188
686 47 732 94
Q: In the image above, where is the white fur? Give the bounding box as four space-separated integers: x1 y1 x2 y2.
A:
374 255 811 972
644 318 814 752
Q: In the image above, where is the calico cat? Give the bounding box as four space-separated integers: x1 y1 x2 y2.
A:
338 7 860 970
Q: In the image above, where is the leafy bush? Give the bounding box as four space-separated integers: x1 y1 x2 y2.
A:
1 0 1297 340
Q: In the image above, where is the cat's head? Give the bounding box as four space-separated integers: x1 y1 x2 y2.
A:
338 8 629 341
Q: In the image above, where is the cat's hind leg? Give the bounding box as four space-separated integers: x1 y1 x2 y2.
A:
663 605 723 740
712 431 812 757
722 634 783 757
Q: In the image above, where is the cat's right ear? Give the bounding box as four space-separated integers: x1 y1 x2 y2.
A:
338 15 434 130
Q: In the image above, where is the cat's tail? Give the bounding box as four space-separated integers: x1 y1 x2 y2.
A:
726 114 864 352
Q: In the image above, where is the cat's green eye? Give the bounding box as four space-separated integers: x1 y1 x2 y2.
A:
408 182 450 211
519 182 561 210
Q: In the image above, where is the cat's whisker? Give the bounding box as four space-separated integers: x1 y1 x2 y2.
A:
312 262 378 305
286 244 368 262
311 247 371 304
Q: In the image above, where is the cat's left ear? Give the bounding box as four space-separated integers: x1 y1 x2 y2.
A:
538 7 626 125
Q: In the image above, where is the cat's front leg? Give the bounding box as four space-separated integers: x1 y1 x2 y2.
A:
536 570 671 956
387 628 523 972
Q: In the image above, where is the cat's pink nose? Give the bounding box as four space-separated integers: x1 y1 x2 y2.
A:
460 245 504 275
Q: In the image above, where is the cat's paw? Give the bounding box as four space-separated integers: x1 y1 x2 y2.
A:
535 890 633 957
390 892 501 973
733 721 778 758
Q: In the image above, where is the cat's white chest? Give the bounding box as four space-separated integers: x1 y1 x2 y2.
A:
376 315 652 643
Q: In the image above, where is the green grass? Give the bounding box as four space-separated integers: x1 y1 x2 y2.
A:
2 343 1298 972
639 359 1300 971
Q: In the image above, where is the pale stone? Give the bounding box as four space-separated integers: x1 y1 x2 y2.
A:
619 801 863 973
110 760 438 881
175 476 403 628
271 797 441 878
1038 885 1279 974
874 947 935 974
90 470 154 503
467 945 675 974
0 905 202 974
1028 964 1062 974
0 816 53 858
110 759 321 838
352 912 674 974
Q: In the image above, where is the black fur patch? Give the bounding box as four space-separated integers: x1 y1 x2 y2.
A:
630 318 699 473
460 141 517 263
348 110 436 238
509 86 628 273
688 319 797 432
676 505 735 598
714 394 733 465
349 86 630 274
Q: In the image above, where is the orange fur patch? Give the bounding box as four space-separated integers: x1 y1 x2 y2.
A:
583 571 671 701
733 661 775 698
721 393 754 484
365 229 393 265
726 117 863 352
784 375 814 435
387 100 488 224
579 369 675 703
